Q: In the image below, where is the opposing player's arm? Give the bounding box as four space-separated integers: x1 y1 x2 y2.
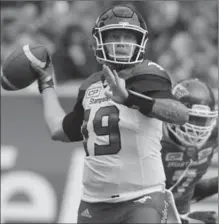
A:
192 176 218 202
192 134 218 202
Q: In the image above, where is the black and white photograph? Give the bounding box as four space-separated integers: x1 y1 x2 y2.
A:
1 1 218 223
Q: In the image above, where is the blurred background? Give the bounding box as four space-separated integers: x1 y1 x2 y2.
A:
1 1 218 223
1 0 218 94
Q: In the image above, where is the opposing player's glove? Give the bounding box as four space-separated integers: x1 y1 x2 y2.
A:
31 56 54 93
180 211 218 224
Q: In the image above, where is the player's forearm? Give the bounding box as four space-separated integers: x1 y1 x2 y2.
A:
41 87 66 138
125 90 189 125
151 98 189 125
193 177 218 201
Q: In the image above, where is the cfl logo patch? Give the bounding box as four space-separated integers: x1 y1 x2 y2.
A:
165 152 184 161
86 87 101 98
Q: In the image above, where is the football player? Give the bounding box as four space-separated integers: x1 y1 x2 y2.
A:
31 5 188 224
161 79 218 224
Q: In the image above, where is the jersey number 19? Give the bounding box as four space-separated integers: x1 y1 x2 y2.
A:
81 105 121 156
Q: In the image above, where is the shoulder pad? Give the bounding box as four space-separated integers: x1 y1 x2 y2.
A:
80 70 103 91
119 60 171 82
134 60 171 80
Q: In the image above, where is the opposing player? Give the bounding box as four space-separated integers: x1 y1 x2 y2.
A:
31 5 188 223
161 79 218 224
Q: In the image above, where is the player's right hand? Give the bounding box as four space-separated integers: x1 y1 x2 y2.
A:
31 58 54 93
180 211 218 224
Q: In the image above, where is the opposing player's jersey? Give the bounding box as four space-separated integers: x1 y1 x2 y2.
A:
63 59 173 202
161 124 217 214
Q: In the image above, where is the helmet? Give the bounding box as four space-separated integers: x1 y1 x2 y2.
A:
167 78 218 148
92 5 148 65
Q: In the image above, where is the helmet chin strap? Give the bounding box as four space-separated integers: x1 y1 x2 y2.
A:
106 62 134 71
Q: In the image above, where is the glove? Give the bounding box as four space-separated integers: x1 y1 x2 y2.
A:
31 56 54 93
180 211 218 224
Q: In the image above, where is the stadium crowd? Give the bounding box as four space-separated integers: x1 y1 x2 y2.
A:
1 1 218 100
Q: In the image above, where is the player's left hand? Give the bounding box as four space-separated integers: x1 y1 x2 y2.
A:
103 64 128 104
180 211 218 224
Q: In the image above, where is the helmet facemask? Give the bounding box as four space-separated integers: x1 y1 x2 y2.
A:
93 24 148 65
167 104 218 148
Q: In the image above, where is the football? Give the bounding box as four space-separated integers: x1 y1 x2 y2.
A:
1 44 49 91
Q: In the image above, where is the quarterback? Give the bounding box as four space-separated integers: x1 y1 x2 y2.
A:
31 5 188 223
161 79 218 224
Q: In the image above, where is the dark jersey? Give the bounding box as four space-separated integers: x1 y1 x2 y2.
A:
161 124 218 214
62 59 176 202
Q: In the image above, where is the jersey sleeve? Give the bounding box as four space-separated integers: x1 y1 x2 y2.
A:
126 74 176 100
62 89 85 142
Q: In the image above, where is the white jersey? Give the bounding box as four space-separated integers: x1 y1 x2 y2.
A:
81 79 166 202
